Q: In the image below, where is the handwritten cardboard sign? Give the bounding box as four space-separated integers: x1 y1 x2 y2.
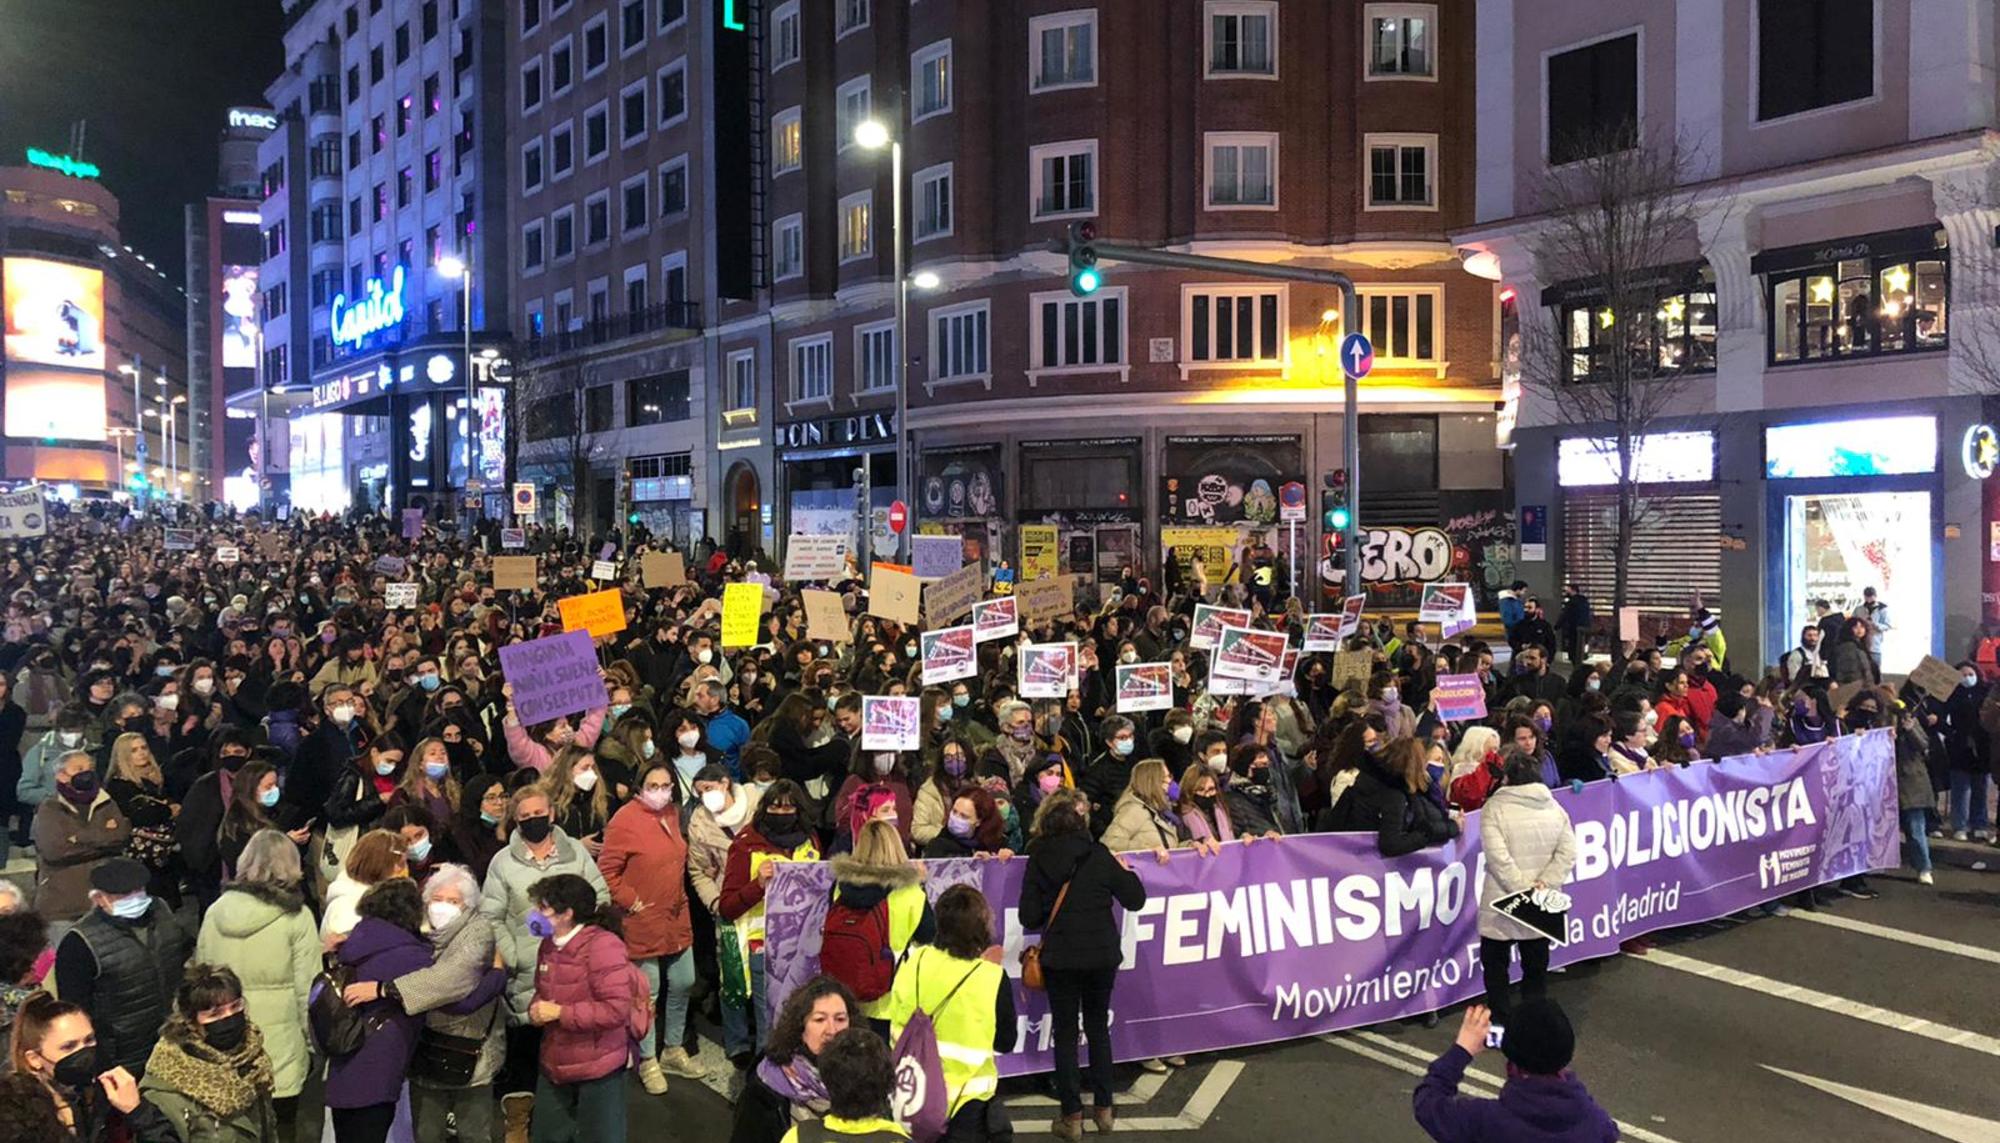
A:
783 534 849 581
493 556 539 591
498 630 603 726
1332 649 1374 692
803 588 852 644
643 550 686 588
384 582 420 610
923 560 984 626
558 588 627 639
868 564 922 626
1015 575 1070 627
721 582 765 648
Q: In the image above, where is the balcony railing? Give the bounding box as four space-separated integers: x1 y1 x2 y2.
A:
519 300 703 361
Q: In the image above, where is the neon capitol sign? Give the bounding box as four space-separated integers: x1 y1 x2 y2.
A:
25 148 100 180
330 266 407 347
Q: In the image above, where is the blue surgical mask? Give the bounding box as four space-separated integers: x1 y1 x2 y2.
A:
642 739 658 759
479 810 500 826
258 786 281 808
408 835 432 863
374 760 397 776
952 694 970 708
155 665 177 678
610 702 632 720
1113 738 1134 757
424 760 450 779
109 892 152 920
937 704 952 721
417 674 441 691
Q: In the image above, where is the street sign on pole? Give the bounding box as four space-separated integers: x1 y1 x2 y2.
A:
512 483 537 517
888 500 909 534
1339 333 1374 380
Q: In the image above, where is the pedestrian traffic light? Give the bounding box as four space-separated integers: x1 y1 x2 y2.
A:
127 471 149 493
1321 469 1350 531
1066 221 1101 297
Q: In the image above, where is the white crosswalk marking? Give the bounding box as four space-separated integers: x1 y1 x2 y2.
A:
1640 948 2000 1058
1763 1066 2000 1143
1005 1068 1167 1107
1782 909 2000 965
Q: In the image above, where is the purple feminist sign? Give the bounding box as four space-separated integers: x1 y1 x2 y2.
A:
498 630 602 726
765 731 1897 1074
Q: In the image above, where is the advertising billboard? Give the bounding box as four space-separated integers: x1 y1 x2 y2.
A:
3 257 106 370
3 367 108 441
448 386 508 488
220 264 260 370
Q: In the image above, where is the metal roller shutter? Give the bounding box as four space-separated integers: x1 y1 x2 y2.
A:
1562 491 1723 611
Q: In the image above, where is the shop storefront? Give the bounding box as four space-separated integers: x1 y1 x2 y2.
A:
628 452 696 547
917 444 1003 563
1160 434 1306 589
304 340 507 516
1017 437 1142 590
777 408 897 556
1556 429 1724 627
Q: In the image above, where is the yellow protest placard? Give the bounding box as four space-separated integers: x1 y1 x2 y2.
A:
1019 525 1059 582
558 588 628 639
721 582 765 647
1161 527 1237 583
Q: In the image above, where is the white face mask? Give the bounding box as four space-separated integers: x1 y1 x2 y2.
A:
677 730 702 751
696 648 714 665
426 901 462 932
1120 650 1138 665
157 693 180 713
1171 725 1194 744
572 768 600 792
701 788 728 814
330 704 357 725
1205 753 1228 773
192 677 215 696
58 731 82 747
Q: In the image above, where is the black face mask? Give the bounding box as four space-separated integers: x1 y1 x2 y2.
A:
202 1012 248 1053
124 715 149 734
760 810 804 842
517 815 554 844
219 753 250 772
51 1045 98 1091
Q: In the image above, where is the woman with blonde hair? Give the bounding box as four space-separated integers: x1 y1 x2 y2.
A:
541 745 617 857
824 819 932 1038
393 736 462 826
320 829 411 943
105 733 179 905
1100 759 1214 861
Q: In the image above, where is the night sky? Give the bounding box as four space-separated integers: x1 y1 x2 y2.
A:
0 0 284 278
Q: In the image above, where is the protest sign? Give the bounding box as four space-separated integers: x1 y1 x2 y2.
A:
498 630 604 727
861 696 922 751
163 528 196 551
783 534 849 581
256 532 287 559
768 731 1899 1073
1332 648 1373 691
1430 673 1489 722
1907 655 1962 703
383 582 420 610
1302 614 1343 653
558 588 627 639
493 556 538 591
1190 604 1252 651
642 550 686 588
598 542 616 562
923 560 984 626
1617 606 1640 642
1160 527 1236 583
1339 594 1367 640
1018 525 1059 581
867 564 921 625
0 488 47 538
1018 643 1077 699
1254 651 1300 699
1213 626 1290 684
591 559 617 581
803 588 852 644
215 546 241 565
911 534 963 580
500 527 527 550
1116 663 1172 713
372 555 406 577
721 582 765 648
1418 582 1471 625
1015 575 1070 626
921 625 978 685
401 508 424 540
972 597 1018 643
1444 588 1477 640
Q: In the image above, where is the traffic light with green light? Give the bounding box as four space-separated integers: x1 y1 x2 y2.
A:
1321 469 1350 531
1066 221 1100 297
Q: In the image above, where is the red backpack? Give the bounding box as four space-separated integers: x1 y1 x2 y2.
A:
820 896 897 1001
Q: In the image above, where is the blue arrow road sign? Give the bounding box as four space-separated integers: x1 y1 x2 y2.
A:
1339 333 1374 380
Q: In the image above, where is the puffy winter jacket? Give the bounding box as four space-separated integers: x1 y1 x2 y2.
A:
534 924 636 1084
193 883 319 1097
479 826 610 1023
34 788 132 922
1477 783 1577 942
325 917 432 1109
1323 754 1460 857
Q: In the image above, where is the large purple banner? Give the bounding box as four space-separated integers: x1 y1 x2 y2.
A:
765 731 1897 1074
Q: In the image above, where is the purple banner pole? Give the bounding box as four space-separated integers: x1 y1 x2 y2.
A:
764 731 1898 1074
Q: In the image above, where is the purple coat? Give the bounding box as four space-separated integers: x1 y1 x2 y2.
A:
1414 1046 1617 1143
325 917 433 1108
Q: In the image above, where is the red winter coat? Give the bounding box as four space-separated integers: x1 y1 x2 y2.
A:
597 799 692 958
534 925 636 1084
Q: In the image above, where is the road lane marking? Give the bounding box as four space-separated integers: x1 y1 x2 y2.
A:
1004 1068 1167 1107
1764 1065 2000 1142
1641 949 2000 1058
1006 1061 1243 1131
1782 909 2000 965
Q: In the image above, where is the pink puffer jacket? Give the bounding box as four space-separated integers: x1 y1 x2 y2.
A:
533 924 635 1084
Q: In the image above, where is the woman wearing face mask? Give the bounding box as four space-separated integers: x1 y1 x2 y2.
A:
1175 760 1237 845
824 820 933 1038
32 750 131 924
10 993 177 1141
1146 709 1198 777
716 780 822 1069
920 785 1013 861
1443 724 1505 809
215 762 312 878
326 879 433 1143
193 830 318 1137
542 746 619 857
501 682 607 776
1226 700 1304 835
137 964 280 1141
598 757 704 1095
831 748 916 852
170 660 226 761
104 733 181 907
662 713 720 799
1011 753 1072 832
322 736 404 875
1605 708 1655 775
1324 737 1461 857
478 786 610 1130
16 704 95 849
911 736 975 848
1648 715 1702 768
448 775 511 879
393 737 463 829
518 872 637 1142
1365 672 1419 740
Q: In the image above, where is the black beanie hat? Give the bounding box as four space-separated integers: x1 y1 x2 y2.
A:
1500 998 1575 1076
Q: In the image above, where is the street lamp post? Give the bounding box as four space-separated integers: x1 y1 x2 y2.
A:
437 252 475 533
855 115 908 562
118 360 148 503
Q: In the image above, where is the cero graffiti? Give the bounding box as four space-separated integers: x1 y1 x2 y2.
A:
1360 527 1453 584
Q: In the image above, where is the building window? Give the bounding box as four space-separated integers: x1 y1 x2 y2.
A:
1205 132 1277 209
313 137 344 178
372 183 388 221
657 59 687 126
1756 0 1873 122
1030 9 1097 91
552 206 576 259
791 335 833 402
347 65 361 103
931 302 991 385
422 0 438 39
838 191 872 262
522 219 546 271
348 197 362 234
522 138 544 192
423 74 442 116
629 370 691 426
1546 32 1638 165
523 0 540 34
584 102 609 161
583 15 609 76
1366 4 1436 78
1358 286 1442 365
856 322 897 393
914 163 952 241
773 214 803 280
625 268 648 316
395 22 411 63
621 0 646 53
588 279 611 323
658 0 685 31
1764 243 1948 365
585 192 610 246
424 149 442 192
661 252 687 300
727 349 757 412
1033 288 1125 372
522 59 543 113
620 80 647 144
771 1 800 71
586 385 614 434
771 107 803 174
370 45 385 84
1365 133 1435 209
837 0 869 38
550 122 574 178
836 77 871 151
551 36 573 94
426 224 442 264
396 97 412 137
372 114 386 153
1031 139 1097 219
658 156 688 217
397 167 414 207
1206 2 1277 77
1183 285 1285 364
622 174 648 234
1558 266 1717 383
913 41 952 121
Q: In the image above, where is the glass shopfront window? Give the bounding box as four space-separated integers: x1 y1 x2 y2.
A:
1552 265 1716 384
1757 227 1949 365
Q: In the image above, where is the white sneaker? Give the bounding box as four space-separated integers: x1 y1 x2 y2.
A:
1917 871 1935 885
637 1059 669 1095
1952 830 1970 842
658 1046 706 1078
